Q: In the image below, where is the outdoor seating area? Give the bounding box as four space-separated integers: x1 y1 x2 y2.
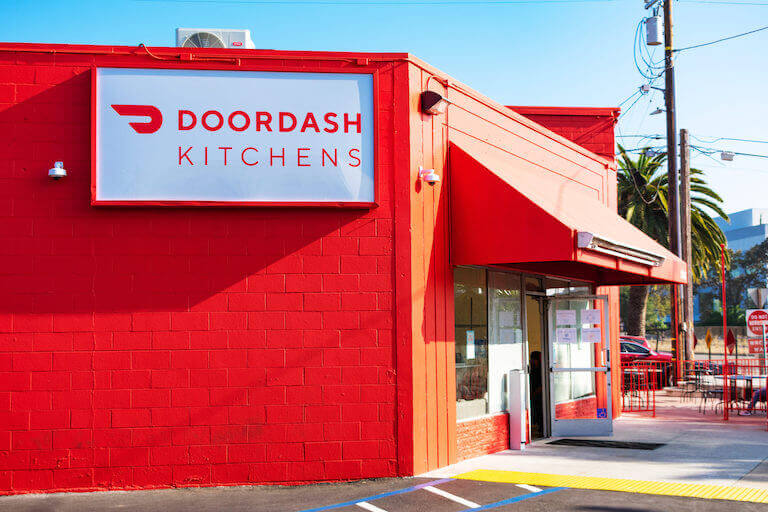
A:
621 359 768 421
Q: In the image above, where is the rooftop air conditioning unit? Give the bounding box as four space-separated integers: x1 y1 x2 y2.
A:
176 28 255 49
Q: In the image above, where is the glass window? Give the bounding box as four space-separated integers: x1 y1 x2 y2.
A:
454 267 488 420
487 271 523 413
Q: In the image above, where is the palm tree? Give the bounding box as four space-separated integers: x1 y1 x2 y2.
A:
617 145 729 336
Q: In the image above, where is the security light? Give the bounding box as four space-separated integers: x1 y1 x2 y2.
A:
721 151 735 161
48 161 67 180
650 107 665 115
420 90 449 115
418 166 441 186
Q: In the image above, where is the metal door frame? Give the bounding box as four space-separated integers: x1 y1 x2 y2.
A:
523 293 551 439
546 294 612 437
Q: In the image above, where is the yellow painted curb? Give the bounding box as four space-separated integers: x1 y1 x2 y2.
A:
454 470 768 504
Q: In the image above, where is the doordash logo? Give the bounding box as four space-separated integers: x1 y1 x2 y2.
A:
111 104 163 134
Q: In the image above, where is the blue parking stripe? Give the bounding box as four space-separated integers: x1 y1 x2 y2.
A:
459 487 565 511
299 478 453 512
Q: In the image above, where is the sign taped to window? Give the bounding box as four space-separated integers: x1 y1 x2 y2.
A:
556 310 577 326
556 327 577 344
582 328 602 344
581 309 601 325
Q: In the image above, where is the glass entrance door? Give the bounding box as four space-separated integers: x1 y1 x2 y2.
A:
547 295 612 437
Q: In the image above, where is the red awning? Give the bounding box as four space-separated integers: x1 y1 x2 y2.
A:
449 143 687 286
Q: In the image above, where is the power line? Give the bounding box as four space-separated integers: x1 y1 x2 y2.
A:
680 0 768 5
675 24 768 52
692 145 768 159
618 134 768 146
135 0 617 4
691 134 768 145
617 91 648 119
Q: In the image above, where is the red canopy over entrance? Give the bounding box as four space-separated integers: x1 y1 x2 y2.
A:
449 143 687 286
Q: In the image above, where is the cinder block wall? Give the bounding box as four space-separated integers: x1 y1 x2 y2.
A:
0 48 399 493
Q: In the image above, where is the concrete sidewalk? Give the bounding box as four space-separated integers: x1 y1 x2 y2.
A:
423 405 768 488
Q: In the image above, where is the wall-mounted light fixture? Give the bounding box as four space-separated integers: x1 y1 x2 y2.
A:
420 90 449 115
418 166 441 186
48 161 67 180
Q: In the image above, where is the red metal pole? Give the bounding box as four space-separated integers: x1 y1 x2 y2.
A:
673 285 680 382
721 243 729 421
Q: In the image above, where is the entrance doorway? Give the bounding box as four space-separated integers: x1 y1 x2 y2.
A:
526 294 548 439
546 295 612 437
525 288 613 440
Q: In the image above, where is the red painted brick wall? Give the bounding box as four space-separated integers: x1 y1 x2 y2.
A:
508 107 619 162
554 396 598 420
456 414 509 462
0 47 400 494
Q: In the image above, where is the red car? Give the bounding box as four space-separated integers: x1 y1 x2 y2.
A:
620 340 673 387
620 335 651 350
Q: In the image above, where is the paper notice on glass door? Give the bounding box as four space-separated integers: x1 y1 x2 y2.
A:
582 309 601 325
556 309 577 325
582 328 602 344
556 327 577 344
466 330 475 359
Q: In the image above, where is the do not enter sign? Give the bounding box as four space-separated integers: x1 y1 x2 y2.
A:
747 309 768 338
746 309 768 354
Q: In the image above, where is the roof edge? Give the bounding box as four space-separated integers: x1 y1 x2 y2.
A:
508 105 620 118
0 42 614 168
0 41 413 60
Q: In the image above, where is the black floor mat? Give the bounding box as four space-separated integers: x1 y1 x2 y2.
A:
547 439 665 450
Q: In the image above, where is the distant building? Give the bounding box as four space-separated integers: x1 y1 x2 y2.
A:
695 208 768 321
715 208 768 252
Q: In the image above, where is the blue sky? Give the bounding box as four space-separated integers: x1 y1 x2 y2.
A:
3 0 767 215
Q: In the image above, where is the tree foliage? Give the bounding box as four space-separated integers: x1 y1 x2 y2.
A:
617 146 729 282
617 146 729 335
696 239 768 325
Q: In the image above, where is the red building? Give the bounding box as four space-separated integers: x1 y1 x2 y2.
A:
0 43 685 494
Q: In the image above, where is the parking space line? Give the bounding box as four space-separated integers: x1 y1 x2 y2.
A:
356 502 389 512
423 485 481 508
298 478 453 512
516 484 542 493
454 469 768 504
458 487 565 511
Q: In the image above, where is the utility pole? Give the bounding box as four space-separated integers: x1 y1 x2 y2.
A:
663 0 681 259
663 0 683 377
680 129 694 362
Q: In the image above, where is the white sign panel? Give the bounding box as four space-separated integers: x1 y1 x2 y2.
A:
581 309 601 326
94 68 375 204
466 330 476 359
746 309 768 338
556 327 578 344
582 328 602 344
556 310 577 326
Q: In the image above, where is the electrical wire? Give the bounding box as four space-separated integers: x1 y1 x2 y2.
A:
691 145 768 159
675 24 768 52
633 19 667 80
135 0 618 4
617 91 647 119
617 89 641 108
620 134 768 146
680 0 768 5
691 135 768 145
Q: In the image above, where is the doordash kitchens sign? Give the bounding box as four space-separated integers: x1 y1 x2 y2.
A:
93 68 375 204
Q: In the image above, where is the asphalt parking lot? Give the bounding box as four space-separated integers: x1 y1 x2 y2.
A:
1 477 766 512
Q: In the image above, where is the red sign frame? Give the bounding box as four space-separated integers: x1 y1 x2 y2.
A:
90 64 382 208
